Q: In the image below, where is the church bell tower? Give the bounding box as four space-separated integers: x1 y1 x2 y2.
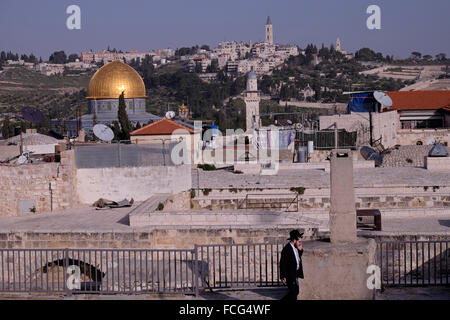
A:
265 16 273 45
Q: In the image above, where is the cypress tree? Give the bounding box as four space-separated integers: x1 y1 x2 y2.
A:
135 121 141 130
117 91 132 141
1 116 10 139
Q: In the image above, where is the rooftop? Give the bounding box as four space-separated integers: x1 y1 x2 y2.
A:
387 90 450 111
130 118 194 136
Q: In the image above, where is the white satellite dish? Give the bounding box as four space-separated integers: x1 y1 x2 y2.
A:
374 91 393 108
426 137 436 145
165 111 176 119
93 124 114 142
18 155 27 164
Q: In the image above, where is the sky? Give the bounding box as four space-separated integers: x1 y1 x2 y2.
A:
0 0 449 60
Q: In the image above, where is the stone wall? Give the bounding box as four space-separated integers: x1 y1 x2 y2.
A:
191 186 450 212
0 227 317 250
425 156 450 171
76 164 192 204
233 160 374 174
397 129 450 146
0 150 76 217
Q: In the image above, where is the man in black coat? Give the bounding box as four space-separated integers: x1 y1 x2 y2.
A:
280 229 304 301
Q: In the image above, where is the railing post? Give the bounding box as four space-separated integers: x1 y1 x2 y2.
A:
64 248 72 297
193 245 199 297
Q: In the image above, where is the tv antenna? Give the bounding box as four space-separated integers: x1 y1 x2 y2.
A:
93 124 114 142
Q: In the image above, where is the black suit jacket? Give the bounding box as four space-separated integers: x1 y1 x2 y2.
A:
280 242 304 280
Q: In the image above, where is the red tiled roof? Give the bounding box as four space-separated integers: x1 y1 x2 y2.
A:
386 91 450 111
130 118 194 136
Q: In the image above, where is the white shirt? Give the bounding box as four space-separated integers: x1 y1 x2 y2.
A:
290 242 300 270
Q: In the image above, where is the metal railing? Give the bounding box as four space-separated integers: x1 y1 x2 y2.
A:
0 248 197 295
196 243 284 290
237 194 299 212
296 129 357 150
2 240 448 296
378 240 450 287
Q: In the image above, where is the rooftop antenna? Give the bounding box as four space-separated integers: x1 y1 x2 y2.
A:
93 124 114 142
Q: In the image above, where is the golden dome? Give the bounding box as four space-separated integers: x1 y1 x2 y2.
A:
178 103 189 111
87 60 146 99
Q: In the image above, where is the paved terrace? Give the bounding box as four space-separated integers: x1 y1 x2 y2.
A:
193 167 450 189
0 204 449 234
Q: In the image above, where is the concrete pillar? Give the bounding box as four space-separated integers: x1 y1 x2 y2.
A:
329 149 357 243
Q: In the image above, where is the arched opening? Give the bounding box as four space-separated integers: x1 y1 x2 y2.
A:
416 140 423 145
39 258 105 292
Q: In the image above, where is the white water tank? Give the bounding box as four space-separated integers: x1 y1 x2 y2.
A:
307 141 314 153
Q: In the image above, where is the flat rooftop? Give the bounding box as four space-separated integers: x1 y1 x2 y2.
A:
0 204 448 234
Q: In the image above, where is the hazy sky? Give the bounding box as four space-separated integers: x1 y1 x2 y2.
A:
1 0 449 60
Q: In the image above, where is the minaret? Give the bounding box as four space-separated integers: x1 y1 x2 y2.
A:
244 71 260 132
265 16 273 45
336 37 341 52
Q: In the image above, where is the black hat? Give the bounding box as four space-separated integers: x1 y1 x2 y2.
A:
288 229 304 241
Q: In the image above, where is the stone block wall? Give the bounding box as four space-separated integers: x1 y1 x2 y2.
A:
425 156 450 171
397 129 450 146
191 186 450 212
76 164 192 204
0 150 76 217
0 227 318 250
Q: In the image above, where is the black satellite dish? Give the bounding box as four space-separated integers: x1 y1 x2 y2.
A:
21 106 45 124
360 146 383 166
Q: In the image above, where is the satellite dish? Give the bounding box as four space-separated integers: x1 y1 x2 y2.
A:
93 124 114 142
360 146 383 166
373 91 393 108
18 155 27 165
426 137 436 145
165 111 176 119
21 106 45 124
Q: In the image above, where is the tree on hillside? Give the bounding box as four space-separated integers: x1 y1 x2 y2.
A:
117 91 132 140
49 51 67 64
355 48 384 61
411 51 422 60
68 53 80 62
436 53 447 61
1 116 11 139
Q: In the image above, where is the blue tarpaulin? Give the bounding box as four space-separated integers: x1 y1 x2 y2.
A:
346 92 377 113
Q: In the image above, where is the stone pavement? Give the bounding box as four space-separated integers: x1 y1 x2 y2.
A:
1 287 449 300
381 145 449 168
193 167 450 189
